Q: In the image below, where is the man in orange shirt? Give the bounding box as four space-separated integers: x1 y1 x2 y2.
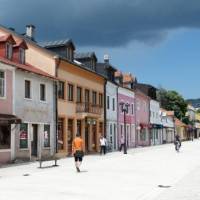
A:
72 134 84 172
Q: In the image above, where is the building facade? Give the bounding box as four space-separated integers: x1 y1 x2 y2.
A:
0 31 56 163
150 100 162 145
135 90 150 146
160 109 175 143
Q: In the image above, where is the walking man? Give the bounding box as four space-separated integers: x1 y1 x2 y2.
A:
100 135 107 155
72 133 84 172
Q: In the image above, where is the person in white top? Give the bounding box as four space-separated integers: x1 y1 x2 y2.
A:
100 135 107 155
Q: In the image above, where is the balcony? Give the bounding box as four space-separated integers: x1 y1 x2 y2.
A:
76 102 103 115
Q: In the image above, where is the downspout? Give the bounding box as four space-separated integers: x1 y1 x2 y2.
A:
54 55 60 154
134 87 137 148
104 78 107 138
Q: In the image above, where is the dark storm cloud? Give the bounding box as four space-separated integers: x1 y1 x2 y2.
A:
1 0 200 47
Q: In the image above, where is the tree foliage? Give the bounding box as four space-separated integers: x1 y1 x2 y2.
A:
157 88 188 120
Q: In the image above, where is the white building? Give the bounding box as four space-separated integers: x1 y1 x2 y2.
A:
14 69 56 160
106 81 118 151
160 109 175 143
150 100 162 145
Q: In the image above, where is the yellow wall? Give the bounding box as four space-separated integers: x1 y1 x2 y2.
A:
58 60 105 119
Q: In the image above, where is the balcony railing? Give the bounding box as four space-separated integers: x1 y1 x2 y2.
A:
76 102 103 115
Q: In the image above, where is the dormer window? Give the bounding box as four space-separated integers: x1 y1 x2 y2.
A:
19 48 25 64
67 47 73 61
5 42 12 60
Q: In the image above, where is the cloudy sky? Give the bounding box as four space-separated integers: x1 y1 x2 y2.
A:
1 0 200 99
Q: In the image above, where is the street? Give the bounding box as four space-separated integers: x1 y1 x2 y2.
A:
1 140 200 200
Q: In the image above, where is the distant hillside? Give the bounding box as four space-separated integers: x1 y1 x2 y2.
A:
187 98 200 109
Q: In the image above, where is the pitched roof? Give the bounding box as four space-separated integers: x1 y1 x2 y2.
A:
75 52 97 61
40 39 75 50
13 39 28 49
0 34 16 44
0 57 57 80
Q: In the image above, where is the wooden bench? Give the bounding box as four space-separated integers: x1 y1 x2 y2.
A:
39 154 59 168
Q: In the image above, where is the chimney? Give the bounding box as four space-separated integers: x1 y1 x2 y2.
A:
26 24 35 40
104 54 109 63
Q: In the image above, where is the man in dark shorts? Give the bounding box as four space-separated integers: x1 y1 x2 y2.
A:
72 134 84 172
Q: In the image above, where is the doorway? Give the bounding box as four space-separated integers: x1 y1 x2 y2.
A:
85 124 89 152
31 124 38 156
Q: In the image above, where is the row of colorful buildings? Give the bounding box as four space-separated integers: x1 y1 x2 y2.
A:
0 25 199 164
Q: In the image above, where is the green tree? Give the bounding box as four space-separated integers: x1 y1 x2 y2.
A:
157 88 188 120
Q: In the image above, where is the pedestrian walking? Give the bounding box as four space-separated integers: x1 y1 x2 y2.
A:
174 134 181 152
119 135 125 152
72 133 84 172
100 135 107 155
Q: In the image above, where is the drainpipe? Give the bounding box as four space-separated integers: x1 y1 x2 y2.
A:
116 85 119 149
54 55 61 154
134 89 137 148
104 79 107 138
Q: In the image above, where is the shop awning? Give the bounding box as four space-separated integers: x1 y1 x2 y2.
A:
0 114 21 125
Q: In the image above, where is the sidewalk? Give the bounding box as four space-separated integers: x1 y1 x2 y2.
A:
0 140 200 200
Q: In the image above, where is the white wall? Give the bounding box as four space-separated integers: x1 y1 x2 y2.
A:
14 70 56 158
150 100 161 124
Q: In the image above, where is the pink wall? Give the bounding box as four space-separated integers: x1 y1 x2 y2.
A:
0 69 13 114
0 152 11 164
117 92 135 147
118 93 135 124
135 91 149 125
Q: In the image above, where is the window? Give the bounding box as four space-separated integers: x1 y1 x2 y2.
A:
137 100 140 111
25 80 31 99
107 96 110 109
77 87 82 103
99 93 103 107
19 48 25 64
44 124 50 147
131 104 134 115
19 123 28 149
0 71 5 97
5 42 12 60
92 91 97 105
68 84 74 101
58 118 64 150
40 84 46 101
0 125 11 149
113 98 115 111
67 48 73 61
58 81 65 99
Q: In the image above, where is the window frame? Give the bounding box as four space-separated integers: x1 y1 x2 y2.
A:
19 47 25 64
0 70 6 99
58 81 65 100
24 79 32 100
68 83 74 102
5 42 13 60
39 83 46 102
92 91 97 105
76 86 82 103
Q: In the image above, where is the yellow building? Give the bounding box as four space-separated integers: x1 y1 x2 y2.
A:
175 118 187 141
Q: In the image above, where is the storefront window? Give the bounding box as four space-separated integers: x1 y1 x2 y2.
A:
0 125 10 149
58 118 64 150
44 125 50 147
20 123 28 149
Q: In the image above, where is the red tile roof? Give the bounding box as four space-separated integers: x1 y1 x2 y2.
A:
0 57 57 80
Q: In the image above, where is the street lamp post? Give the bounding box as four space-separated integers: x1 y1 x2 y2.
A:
120 102 130 154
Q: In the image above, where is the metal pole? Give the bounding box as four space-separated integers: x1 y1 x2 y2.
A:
124 109 127 154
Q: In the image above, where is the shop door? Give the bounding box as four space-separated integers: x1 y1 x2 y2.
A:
92 124 97 151
67 119 73 155
31 124 38 156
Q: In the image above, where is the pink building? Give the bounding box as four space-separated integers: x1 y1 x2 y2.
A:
135 89 150 146
117 86 135 148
